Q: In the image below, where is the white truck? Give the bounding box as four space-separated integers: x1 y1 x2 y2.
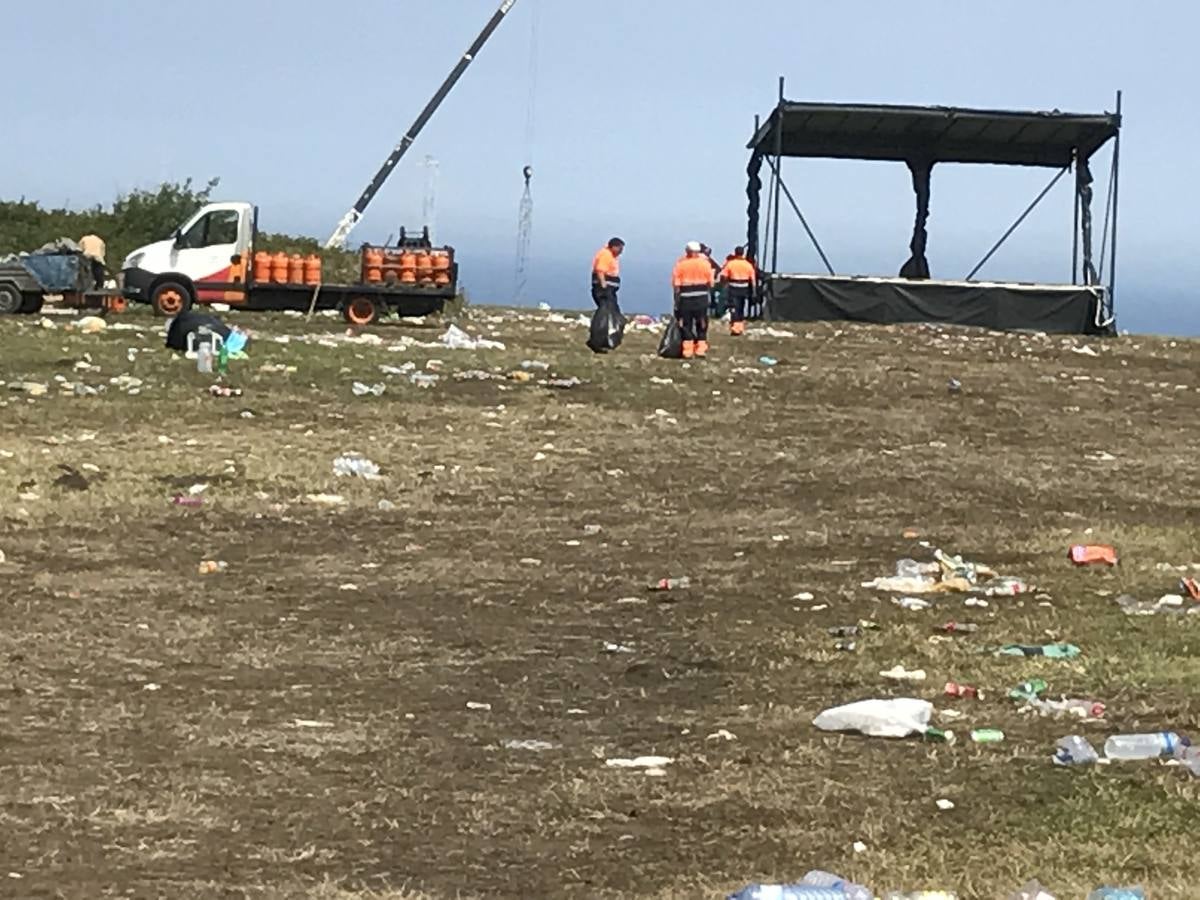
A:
120 202 456 325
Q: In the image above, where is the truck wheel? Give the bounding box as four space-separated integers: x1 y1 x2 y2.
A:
20 293 44 314
343 296 380 326
151 282 191 317
0 283 21 315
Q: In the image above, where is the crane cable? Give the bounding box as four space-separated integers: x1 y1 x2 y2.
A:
513 0 539 302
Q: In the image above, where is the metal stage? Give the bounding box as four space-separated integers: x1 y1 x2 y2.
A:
746 83 1123 335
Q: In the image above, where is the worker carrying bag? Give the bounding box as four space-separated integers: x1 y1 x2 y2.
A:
657 318 683 359
587 298 625 354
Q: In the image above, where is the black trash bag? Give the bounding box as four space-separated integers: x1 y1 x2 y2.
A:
587 299 625 354
165 311 232 353
657 318 683 359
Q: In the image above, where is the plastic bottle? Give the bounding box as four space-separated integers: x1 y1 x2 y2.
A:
998 643 1080 659
1009 679 1048 701
1177 745 1200 776
196 343 214 374
895 558 924 578
1033 697 1106 720
1009 879 1056 900
652 577 691 591
1104 732 1187 760
727 886 845 900
1053 735 1099 766
884 893 958 900
1086 889 1144 900
937 622 979 634
985 577 1030 597
802 869 872 900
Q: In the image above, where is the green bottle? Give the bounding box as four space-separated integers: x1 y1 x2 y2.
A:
923 727 957 745
1009 678 1048 702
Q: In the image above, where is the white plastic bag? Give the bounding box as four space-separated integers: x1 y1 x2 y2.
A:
813 698 932 738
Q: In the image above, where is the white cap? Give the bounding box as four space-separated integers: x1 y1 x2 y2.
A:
685 241 702 252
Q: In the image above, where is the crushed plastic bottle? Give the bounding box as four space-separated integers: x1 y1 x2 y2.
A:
895 558 926 579
1009 881 1056 900
998 643 1080 659
1176 745 1200 777
728 885 844 900
1009 679 1049 702
984 577 1031 597
1104 731 1187 760
651 576 691 591
351 381 386 397
1086 888 1144 900
937 622 979 635
1054 735 1099 766
1027 697 1107 720
802 870 873 900
333 455 382 481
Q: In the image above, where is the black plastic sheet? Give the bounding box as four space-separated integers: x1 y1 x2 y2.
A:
767 275 1111 335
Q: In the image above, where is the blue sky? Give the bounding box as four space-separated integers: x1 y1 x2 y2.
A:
2 1 1196 333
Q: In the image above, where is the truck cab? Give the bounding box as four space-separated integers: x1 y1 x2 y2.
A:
122 202 255 316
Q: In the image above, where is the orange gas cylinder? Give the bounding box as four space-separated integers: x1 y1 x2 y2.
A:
303 254 322 285
270 252 290 284
432 250 452 285
399 251 418 283
287 254 305 284
382 249 404 284
414 251 433 283
253 251 272 283
362 247 384 283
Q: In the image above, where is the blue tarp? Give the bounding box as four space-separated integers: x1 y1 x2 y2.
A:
19 254 88 292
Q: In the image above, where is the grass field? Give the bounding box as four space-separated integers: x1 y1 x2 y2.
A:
1 305 1198 899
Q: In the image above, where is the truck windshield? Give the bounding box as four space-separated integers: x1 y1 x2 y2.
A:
179 210 239 249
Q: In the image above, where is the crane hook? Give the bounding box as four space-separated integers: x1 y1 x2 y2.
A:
523 165 533 186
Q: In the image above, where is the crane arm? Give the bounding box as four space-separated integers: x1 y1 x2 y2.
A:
326 0 518 249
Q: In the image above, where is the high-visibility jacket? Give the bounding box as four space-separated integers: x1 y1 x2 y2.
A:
672 255 715 301
592 247 621 288
720 257 757 291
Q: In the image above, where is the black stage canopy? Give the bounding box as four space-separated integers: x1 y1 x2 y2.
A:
745 85 1123 334
748 102 1120 168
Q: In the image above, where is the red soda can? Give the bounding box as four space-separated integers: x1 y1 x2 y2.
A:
944 681 982 700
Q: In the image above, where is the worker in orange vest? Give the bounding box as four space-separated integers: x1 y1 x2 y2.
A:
671 241 716 359
719 246 757 336
591 237 625 310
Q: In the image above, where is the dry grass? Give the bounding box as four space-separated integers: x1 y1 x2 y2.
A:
1 306 1199 898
